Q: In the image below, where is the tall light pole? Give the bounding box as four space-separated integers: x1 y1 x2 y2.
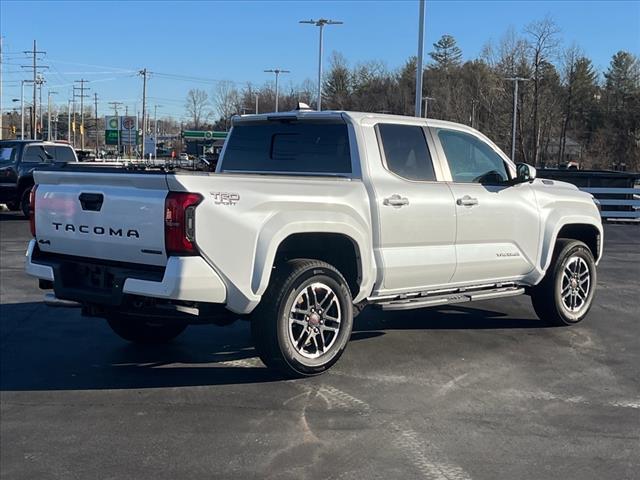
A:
47 90 57 141
255 93 259 114
299 18 343 111
415 0 425 117
505 77 530 162
264 68 290 112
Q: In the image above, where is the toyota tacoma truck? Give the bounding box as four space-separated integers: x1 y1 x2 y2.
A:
25 110 603 377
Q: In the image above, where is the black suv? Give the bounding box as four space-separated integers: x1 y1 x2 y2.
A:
0 140 78 217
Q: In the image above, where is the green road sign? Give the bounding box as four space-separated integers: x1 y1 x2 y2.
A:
182 130 227 140
105 130 120 145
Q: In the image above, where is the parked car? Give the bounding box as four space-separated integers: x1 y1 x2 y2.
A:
25 111 603 377
0 140 78 216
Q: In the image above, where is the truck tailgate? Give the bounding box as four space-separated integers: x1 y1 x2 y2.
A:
33 171 169 267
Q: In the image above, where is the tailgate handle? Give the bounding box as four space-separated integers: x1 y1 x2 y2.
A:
79 193 104 211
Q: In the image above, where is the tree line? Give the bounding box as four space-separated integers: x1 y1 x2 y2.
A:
186 16 640 171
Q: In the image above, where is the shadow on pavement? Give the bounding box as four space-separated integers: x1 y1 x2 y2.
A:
0 300 550 392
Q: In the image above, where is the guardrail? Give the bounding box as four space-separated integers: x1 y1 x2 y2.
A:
582 187 640 221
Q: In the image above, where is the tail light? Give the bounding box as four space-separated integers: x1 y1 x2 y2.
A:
164 192 203 256
29 185 38 237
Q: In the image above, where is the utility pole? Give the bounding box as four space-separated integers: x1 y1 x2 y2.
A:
21 41 48 140
108 101 123 157
74 79 89 150
505 77 530 162
94 93 99 157
139 68 148 158
37 75 45 138
47 90 57 141
299 18 343 111
263 68 290 112
415 0 425 117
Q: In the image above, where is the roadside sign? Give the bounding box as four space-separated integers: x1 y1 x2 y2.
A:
105 129 119 145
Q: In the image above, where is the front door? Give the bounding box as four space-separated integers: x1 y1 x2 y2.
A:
433 127 540 285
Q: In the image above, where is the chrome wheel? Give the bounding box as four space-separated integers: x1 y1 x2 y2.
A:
560 256 591 313
288 282 342 359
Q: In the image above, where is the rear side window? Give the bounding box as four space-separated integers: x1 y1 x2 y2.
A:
0 146 17 166
221 121 351 174
54 146 76 162
22 145 49 163
377 124 436 181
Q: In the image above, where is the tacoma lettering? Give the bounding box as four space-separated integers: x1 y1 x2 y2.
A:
52 223 140 238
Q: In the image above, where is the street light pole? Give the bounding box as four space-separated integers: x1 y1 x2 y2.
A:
415 0 425 117
264 68 290 112
21 80 32 140
154 104 162 160
299 18 343 111
505 77 530 162
47 90 57 141
422 96 435 118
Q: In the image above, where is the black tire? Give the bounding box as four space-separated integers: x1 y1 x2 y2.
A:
251 259 354 377
106 315 187 344
20 187 32 218
531 239 597 326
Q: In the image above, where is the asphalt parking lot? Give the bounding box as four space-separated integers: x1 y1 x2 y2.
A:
1 211 638 480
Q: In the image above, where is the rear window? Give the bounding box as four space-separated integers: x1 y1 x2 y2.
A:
54 146 76 162
221 121 351 174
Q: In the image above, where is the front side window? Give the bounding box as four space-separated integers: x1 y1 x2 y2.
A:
221 121 351 174
438 129 509 184
377 124 436 181
22 145 49 163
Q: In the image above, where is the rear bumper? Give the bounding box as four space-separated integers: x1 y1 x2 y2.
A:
25 239 227 306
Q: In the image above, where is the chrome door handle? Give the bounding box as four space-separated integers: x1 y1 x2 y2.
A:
456 195 479 207
383 194 409 207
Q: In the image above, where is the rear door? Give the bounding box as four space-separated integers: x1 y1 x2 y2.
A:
34 171 169 266
433 127 540 284
367 122 457 293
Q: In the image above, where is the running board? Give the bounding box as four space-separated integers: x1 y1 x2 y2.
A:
375 286 525 311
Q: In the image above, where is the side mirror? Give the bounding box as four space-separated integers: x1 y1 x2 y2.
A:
515 163 536 183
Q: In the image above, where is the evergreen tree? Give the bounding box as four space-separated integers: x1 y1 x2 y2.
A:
429 34 463 70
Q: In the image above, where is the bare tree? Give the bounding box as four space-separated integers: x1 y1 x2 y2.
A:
184 89 210 130
213 81 240 130
525 16 561 166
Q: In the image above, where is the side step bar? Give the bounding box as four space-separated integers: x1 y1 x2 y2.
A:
375 286 525 312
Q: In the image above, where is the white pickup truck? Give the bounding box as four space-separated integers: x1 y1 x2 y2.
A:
25 110 603 376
